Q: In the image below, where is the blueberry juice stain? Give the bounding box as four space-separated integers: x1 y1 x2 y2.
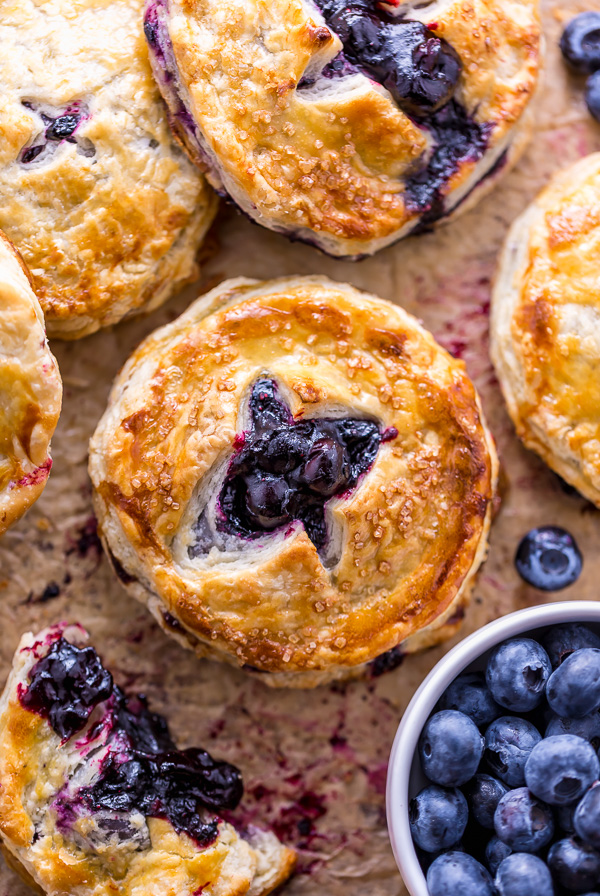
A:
20 637 243 847
310 0 490 220
197 378 395 556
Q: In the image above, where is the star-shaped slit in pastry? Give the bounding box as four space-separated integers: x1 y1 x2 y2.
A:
190 378 397 560
19 101 94 165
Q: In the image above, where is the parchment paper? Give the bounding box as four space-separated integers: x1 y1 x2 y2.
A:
1 2 599 892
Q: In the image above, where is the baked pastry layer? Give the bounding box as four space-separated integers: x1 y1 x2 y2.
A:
0 234 62 536
491 152 600 507
0 624 295 896
90 275 498 686
0 0 217 340
144 0 541 257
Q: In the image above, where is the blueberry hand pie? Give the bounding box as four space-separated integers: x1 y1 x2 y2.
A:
0 624 295 895
0 0 217 340
89 275 498 687
0 234 61 536
144 0 540 258
491 153 600 507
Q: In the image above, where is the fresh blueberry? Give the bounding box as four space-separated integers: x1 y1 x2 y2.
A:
409 785 468 852
547 837 600 893
485 835 512 875
486 639 551 712
464 774 509 829
585 70 600 124
437 671 502 728
514 526 583 591
484 717 542 787
547 649 600 719
419 710 483 787
560 13 600 74
494 788 554 853
546 711 600 751
542 624 600 669
494 853 554 896
574 783 600 850
426 851 494 896
525 735 600 806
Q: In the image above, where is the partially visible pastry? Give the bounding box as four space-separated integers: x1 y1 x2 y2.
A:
0 234 61 536
0 624 295 896
90 275 498 687
491 153 600 506
0 0 217 339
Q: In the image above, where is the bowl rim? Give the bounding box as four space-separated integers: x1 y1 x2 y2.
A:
386 600 600 896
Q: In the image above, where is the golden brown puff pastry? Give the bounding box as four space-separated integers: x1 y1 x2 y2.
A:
491 153 600 507
0 0 218 341
0 624 296 896
89 275 498 687
143 0 541 258
0 234 62 537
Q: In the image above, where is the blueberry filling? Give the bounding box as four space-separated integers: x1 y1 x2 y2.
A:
20 637 243 848
194 378 393 556
19 103 89 165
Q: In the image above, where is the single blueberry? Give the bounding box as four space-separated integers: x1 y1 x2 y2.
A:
494 788 554 853
426 851 494 896
560 12 600 73
300 437 350 496
525 735 599 807
262 430 310 474
542 624 600 669
574 782 600 850
486 638 551 712
548 837 600 893
585 70 600 124
464 774 509 830
494 853 554 896
546 711 600 751
485 835 512 875
244 473 291 528
484 717 542 788
408 785 468 852
46 114 80 141
514 526 583 591
547 649 600 719
437 671 502 728
418 710 483 787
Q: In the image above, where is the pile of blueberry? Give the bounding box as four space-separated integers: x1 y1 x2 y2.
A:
560 12 600 122
409 623 600 895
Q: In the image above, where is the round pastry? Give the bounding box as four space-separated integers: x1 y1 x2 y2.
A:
143 0 541 258
491 153 600 507
0 0 218 340
0 233 62 537
0 624 295 896
90 275 498 687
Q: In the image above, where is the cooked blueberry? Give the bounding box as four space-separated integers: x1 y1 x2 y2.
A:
494 788 554 853
546 711 600 751
515 526 583 591
301 437 350 496
486 638 551 712
585 70 600 123
419 710 483 787
486 835 512 875
464 774 509 830
543 624 600 669
409 785 468 852
426 851 494 896
547 649 600 719
525 735 599 806
484 717 542 787
244 473 291 528
437 671 501 728
494 853 554 896
560 13 600 74
548 837 600 893
46 114 80 141
574 783 600 850
262 430 310 474
20 144 44 164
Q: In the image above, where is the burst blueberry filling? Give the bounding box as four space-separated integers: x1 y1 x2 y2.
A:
19 103 92 165
20 637 243 848
191 378 395 558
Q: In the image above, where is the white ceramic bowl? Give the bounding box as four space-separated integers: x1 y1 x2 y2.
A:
386 600 600 896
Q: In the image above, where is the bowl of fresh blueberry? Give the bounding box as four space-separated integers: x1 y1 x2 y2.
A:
387 601 600 896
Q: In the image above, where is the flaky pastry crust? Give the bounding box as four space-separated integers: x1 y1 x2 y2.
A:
0 234 62 536
0 625 295 896
0 0 217 340
491 153 600 507
145 0 541 257
89 275 498 686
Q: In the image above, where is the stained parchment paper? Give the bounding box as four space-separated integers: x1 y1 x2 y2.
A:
1 2 599 892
